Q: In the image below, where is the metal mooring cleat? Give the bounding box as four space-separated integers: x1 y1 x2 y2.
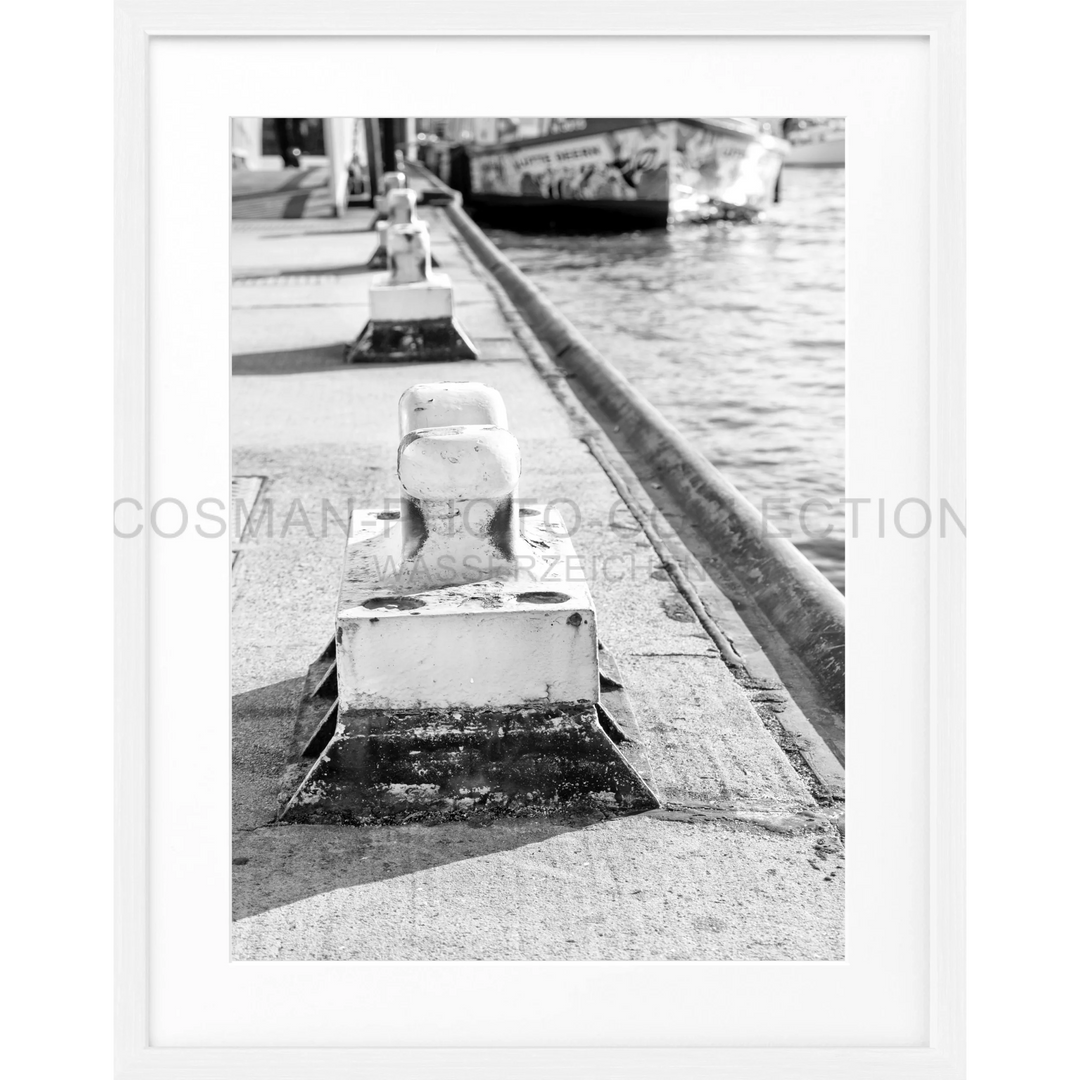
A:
345 221 476 362
280 382 659 823
365 189 440 270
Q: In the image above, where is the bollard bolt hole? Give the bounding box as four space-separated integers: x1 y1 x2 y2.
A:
375 510 400 520
517 591 571 605
518 508 541 516
363 596 426 610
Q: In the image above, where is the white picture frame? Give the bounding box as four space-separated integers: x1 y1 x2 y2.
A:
115 2 965 1076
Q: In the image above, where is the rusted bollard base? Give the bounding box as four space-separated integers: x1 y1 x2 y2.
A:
279 696 658 825
343 317 478 363
278 502 658 823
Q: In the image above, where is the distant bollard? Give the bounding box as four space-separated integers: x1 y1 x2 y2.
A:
365 188 441 270
377 170 406 207
387 187 418 224
345 224 475 362
386 222 432 283
368 171 408 230
278 381 660 821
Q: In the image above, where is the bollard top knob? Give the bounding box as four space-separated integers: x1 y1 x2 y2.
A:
398 427 521 503
399 382 509 436
380 171 407 193
386 188 418 225
386 223 432 285
394 383 520 581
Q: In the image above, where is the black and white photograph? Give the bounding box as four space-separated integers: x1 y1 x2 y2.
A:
109 11 968 1055
230 116 848 961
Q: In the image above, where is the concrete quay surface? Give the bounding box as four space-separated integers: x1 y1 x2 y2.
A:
231 203 844 961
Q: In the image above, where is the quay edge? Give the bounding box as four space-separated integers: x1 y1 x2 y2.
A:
424 173 845 722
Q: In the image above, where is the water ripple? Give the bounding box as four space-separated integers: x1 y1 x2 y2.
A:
488 169 846 591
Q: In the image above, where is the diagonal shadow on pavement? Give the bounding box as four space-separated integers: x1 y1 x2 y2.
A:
232 345 474 376
231 814 605 921
232 263 373 281
232 677 620 920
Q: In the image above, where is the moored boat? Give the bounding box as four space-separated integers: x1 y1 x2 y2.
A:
422 117 788 228
781 117 845 167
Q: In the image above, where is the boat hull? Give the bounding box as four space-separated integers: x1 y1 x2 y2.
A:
462 119 786 228
463 192 670 230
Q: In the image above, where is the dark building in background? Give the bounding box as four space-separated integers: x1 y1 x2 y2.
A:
262 118 326 166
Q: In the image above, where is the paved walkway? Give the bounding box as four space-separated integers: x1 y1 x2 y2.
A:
230 204 844 960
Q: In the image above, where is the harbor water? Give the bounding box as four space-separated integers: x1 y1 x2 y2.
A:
484 167 845 591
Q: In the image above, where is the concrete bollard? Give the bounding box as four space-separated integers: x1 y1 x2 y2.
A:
385 222 433 283
280 382 658 821
387 186 418 224
345 225 476 362
364 188 440 270
368 170 407 228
